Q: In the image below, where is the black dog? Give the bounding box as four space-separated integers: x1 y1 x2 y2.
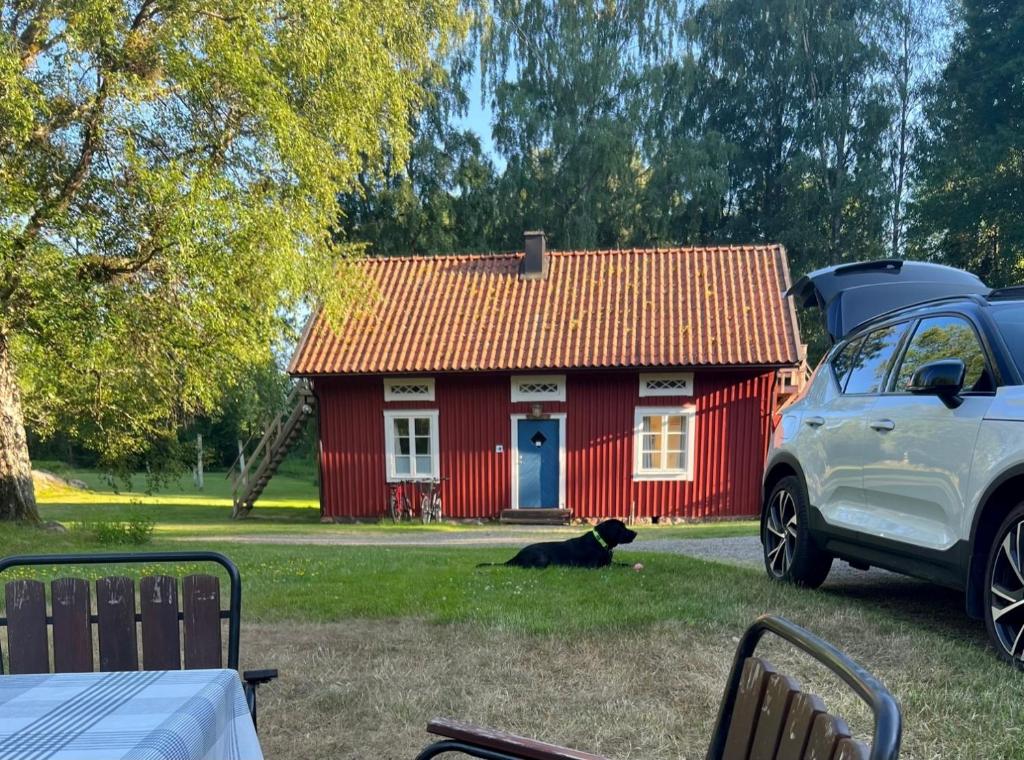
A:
480 519 637 569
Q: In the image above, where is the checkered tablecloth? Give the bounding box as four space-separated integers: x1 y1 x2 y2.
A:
0 669 263 760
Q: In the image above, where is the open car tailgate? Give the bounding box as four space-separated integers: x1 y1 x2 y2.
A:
788 259 989 343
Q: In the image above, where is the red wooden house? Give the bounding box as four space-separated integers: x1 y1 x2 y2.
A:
288 234 803 522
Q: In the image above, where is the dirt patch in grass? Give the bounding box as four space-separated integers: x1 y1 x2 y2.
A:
244 617 1024 760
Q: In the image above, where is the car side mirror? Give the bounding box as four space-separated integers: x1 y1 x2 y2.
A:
908 358 966 408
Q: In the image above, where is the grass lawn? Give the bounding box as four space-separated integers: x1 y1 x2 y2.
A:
31 458 759 541
5 463 1022 758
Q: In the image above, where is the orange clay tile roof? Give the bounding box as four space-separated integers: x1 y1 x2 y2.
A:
288 245 802 375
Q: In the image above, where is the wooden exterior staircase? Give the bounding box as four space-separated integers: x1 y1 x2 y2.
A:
228 381 316 518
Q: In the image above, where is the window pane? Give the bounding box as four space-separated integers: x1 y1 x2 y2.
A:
831 337 863 389
992 304 1024 362
666 415 683 434
895 316 991 392
643 415 663 434
415 456 432 474
415 436 430 455
414 418 430 436
665 451 684 470
666 433 683 452
394 418 410 437
643 451 663 469
395 433 410 456
843 324 908 394
642 433 659 452
395 456 411 475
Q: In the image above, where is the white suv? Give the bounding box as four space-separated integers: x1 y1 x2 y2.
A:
764 260 1024 666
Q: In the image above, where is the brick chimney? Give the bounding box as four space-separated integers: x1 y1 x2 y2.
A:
521 230 548 280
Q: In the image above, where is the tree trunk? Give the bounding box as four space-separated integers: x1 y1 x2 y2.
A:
0 333 39 522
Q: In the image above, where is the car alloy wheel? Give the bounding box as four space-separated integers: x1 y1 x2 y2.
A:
765 488 798 578
990 519 1024 662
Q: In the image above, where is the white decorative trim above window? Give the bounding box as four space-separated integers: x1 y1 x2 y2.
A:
510 375 566 402
633 406 696 481
383 410 439 481
639 372 694 397
383 377 435 402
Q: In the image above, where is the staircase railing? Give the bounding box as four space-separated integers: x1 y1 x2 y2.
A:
228 380 316 518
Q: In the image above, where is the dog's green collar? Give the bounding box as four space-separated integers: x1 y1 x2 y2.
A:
591 529 610 551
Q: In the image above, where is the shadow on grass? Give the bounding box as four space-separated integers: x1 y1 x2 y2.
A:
821 570 988 649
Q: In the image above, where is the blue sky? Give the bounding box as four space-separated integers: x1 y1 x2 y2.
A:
452 65 504 168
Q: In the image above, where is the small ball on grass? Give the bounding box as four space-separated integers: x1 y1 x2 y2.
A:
633 562 644 572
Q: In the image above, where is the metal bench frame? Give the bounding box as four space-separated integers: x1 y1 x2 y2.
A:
707 615 901 760
0 551 277 729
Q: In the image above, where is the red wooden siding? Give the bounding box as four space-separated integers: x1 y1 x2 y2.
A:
567 372 775 519
315 370 775 520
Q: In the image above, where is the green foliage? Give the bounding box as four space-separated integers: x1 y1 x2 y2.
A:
687 0 894 275
910 0 1024 286
1 0 463 479
74 512 156 545
478 0 687 251
337 56 504 256
341 0 927 282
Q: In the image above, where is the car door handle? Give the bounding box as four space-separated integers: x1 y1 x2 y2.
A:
870 419 896 432
804 416 825 428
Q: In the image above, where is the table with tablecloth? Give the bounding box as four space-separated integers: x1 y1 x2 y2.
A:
0 668 263 760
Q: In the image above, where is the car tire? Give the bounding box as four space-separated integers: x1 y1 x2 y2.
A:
762 475 832 588
984 503 1024 669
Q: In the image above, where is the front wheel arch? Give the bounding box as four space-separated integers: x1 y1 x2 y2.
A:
967 473 1024 619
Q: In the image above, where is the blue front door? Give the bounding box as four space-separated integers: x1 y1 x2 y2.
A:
517 419 560 508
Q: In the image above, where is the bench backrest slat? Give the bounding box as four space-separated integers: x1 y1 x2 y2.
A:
96 576 139 671
140 575 181 671
183 574 222 669
51 578 93 673
803 713 851 760
749 673 800 760
774 691 827 760
722 657 777 759
5 580 49 674
832 737 869 760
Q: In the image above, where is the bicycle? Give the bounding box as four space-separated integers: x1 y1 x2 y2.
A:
385 482 414 523
419 478 446 524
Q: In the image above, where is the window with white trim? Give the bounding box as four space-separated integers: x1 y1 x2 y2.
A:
383 377 435 402
510 375 566 402
633 407 696 480
384 410 439 480
638 372 694 397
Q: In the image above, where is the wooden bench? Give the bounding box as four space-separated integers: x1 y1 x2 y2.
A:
415 616 902 760
0 551 277 730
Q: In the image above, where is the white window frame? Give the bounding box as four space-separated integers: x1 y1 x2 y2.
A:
638 372 694 397
633 406 696 481
383 377 435 402
510 374 566 403
383 410 440 481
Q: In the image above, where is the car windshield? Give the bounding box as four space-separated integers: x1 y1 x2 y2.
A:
991 303 1024 365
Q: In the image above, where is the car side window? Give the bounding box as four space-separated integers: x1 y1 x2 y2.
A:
843 324 909 395
893 315 992 393
830 337 863 390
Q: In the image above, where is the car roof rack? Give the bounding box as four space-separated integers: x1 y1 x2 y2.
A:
788 259 989 343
